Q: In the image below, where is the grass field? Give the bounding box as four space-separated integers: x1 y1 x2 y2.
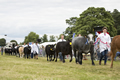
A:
0 53 120 80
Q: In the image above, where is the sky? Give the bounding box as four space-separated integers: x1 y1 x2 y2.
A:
0 0 120 43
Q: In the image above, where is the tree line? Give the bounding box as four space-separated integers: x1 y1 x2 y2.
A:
1 7 120 46
63 7 120 40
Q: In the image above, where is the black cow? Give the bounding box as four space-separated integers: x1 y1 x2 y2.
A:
16 46 21 57
5 48 12 55
45 45 56 61
12 47 16 55
55 40 72 63
72 34 95 65
24 45 31 59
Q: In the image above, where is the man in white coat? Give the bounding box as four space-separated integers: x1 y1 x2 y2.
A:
57 35 66 61
22 43 27 47
33 41 40 59
97 27 111 65
30 42 34 58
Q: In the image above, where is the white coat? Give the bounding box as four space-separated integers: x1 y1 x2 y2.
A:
22 45 27 47
30 44 34 53
98 33 111 53
57 39 66 43
33 43 39 54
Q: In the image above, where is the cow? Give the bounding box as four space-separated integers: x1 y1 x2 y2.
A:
45 45 56 61
19 47 24 58
12 47 16 55
16 46 21 57
5 48 12 55
55 40 72 63
24 45 31 59
72 34 95 65
109 35 120 68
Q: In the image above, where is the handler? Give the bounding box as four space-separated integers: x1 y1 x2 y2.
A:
97 27 111 65
33 41 40 59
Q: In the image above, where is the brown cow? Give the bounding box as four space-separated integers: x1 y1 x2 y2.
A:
109 35 120 68
19 47 24 58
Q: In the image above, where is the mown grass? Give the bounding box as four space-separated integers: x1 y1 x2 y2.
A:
0 53 120 80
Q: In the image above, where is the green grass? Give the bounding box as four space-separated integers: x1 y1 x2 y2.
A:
0 53 120 80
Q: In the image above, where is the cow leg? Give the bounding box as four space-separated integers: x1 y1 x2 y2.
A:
55 52 58 62
20 53 21 58
74 50 78 64
50 54 52 61
24 53 26 59
78 51 82 65
62 54 65 63
15 52 17 56
27 54 29 59
110 50 116 68
52 53 55 61
47 54 48 61
69 53 72 62
90 45 95 65
91 52 95 65
49 54 51 61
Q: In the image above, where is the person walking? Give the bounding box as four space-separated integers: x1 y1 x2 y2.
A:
33 41 40 59
57 35 66 61
97 27 111 65
30 42 34 58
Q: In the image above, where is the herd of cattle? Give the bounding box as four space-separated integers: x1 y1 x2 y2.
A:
5 45 31 59
4 34 120 68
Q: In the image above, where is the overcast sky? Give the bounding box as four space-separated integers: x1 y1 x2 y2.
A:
0 0 120 43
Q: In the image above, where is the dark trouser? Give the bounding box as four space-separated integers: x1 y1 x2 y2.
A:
97 52 101 60
1 51 3 55
100 49 108 64
31 52 33 58
114 52 120 60
58 52 63 61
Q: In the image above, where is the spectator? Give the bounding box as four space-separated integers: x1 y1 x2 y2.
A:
97 27 111 65
22 43 27 47
114 51 120 60
41 45 46 57
77 34 81 37
57 35 66 61
96 44 100 60
1 47 3 55
30 42 34 58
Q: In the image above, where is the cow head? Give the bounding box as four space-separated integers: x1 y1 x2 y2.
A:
49 45 55 51
67 39 72 46
87 34 94 45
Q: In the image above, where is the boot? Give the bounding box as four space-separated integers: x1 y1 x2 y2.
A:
104 63 106 65
99 61 101 65
36 55 38 59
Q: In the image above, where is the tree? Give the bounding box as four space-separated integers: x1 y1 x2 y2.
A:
42 34 48 42
64 17 77 40
10 40 18 45
74 7 117 37
0 38 6 46
24 32 39 43
111 9 120 35
49 35 56 42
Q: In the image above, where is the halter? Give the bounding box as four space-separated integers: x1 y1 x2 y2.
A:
93 38 110 48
